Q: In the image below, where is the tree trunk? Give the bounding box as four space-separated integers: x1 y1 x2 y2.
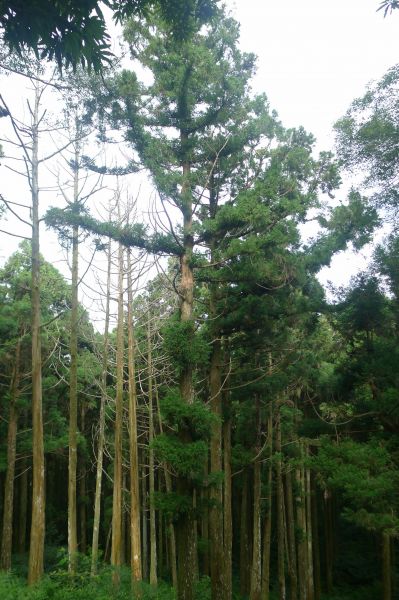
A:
79 403 87 555
223 415 232 600
155 386 178 590
306 456 314 600
142 462 148 581
261 406 273 600
68 219 79 574
383 532 391 600
111 241 124 585
311 477 321 600
285 468 298 600
18 445 28 555
209 335 225 599
148 312 157 586
240 470 250 597
324 489 333 594
127 248 142 584
28 84 45 586
296 454 307 600
1 338 21 570
276 406 286 600
250 396 262 600
91 237 111 576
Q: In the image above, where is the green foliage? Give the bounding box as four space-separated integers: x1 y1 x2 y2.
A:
152 434 207 479
160 388 215 439
162 317 210 374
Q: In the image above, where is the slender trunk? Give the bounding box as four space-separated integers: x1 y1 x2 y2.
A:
201 460 209 577
383 532 391 600
276 406 286 600
306 458 314 600
0 338 21 570
111 241 124 584
311 477 321 600
91 238 112 576
239 470 250 597
68 219 79 573
285 468 298 600
324 489 333 594
250 396 262 600
261 406 273 600
18 446 28 555
297 447 307 600
127 249 142 583
155 386 177 590
142 462 148 581
28 85 45 586
209 335 225 599
148 313 157 586
79 403 87 555
223 415 232 600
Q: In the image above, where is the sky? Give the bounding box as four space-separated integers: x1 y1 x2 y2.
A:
0 0 398 308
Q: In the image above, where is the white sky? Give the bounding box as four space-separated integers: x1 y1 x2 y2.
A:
1 0 398 308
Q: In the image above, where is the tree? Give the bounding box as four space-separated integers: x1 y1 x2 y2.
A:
0 0 218 71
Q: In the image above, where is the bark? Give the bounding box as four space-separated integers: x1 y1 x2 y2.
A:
296 456 307 600
383 532 391 600
175 134 196 600
209 336 225 599
68 220 79 574
311 477 321 600
17 448 28 554
155 385 178 590
148 313 157 586
111 241 124 585
285 468 298 600
324 489 333 594
142 462 148 580
223 415 232 600
91 238 111 575
201 460 209 577
0 338 21 570
127 249 142 583
79 403 87 555
239 470 250 597
276 406 286 600
250 396 262 600
306 457 314 600
261 407 273 600
28 84 45 586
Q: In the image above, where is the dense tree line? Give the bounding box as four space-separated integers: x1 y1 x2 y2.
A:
0 5 398 600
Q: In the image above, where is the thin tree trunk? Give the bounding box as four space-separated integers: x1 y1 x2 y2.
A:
311 476 321 600
250 396 262 600
261 406 273 600
209 335 225 599
111 241 124 585
383 532 391 600
240 470 250 597
79 403 87 555
223 415 232 600
148 312 157 586
276 406 286 600
91 237 111 576
142 462 148 581
28 84 45 586
306 456 314 600
285 468 298 600
297 447 307 600
18 445 28 555
324 489 333 594
155 385 177 590
68 218 79 573
0 338 21 570
127 249 142 584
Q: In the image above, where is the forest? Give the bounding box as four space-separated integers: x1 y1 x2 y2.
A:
0 1 398 600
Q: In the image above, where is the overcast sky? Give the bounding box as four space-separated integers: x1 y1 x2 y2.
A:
1 0 398 300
